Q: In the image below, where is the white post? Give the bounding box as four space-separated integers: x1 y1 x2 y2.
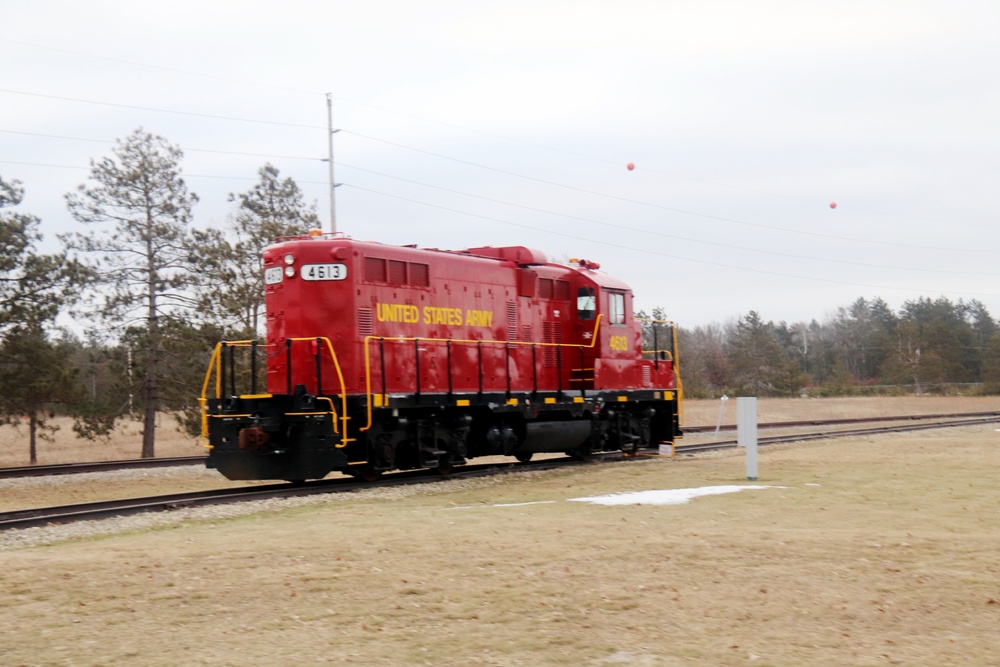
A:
713 394 729 440
737 397 758 481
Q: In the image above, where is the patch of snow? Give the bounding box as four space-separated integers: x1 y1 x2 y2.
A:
569 485 780 506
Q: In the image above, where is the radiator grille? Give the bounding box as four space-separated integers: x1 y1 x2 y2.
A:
542 321 563 367
357 307 373 336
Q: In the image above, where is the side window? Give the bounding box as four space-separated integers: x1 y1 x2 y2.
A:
577 287 596 320
609 292 625 324
365 257 386 282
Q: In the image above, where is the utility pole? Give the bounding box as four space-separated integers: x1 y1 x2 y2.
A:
326 92 337 233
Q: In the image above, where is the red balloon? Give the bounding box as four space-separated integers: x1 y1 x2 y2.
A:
627 163 635 171
829 202 837 209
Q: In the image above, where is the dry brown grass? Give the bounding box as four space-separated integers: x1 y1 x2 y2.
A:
0 414 201 467
682 394 1000 425
4 419 1000 665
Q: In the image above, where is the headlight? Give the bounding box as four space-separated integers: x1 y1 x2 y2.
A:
284 266 296 278
284 254 295 265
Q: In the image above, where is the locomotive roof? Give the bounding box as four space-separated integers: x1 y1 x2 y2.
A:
270 234 633 291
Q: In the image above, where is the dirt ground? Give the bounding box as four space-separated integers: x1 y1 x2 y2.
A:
3 411 1000 665
2 395 997 467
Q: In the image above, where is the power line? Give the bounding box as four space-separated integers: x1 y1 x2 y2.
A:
4 36 989 233
336 161 1000 276
2 147 988 278
0 88 325 130
0 159 84 171
1 88 992 256
0 159 309 184
0 38 321 97
345 130 1000 255
5 119 998 269
0 129 323 162
345 183 1000 299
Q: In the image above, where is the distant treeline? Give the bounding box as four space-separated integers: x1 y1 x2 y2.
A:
641 296 1000 398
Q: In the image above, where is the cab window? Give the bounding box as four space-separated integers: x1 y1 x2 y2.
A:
577 287 596 320
609 292 625 324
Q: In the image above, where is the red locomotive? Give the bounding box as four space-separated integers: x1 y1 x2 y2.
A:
199 233 682 481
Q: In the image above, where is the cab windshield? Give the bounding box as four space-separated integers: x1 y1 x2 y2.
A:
577 287 596 320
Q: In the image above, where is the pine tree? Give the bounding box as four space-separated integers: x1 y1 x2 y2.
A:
0 327 83 464
191 163 318 336
63 129 198 458
0 176 86 331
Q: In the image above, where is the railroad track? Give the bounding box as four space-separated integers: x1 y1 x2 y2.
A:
0 455 206 479
681 410 1000 434
0 457 589 532
677 415 1000 452
3 411 996 480
3 413 998 532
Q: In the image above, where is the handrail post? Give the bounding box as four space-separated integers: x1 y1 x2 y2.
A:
653 323 659 370
446 339 453 400
414 337 421 400
221 342 228 398
228 342 236 397
477 341 483 398
285 339 293 394
315 337 323 395
250 340 258 394
531 344 537 398
556 345 562 398
505 342 511 400
579 346 586 399
379 337 387 400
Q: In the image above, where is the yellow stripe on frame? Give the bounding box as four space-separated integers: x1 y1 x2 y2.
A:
506 398 519 406
617 396 628 402
573 397 585 403
544 397 556 404
456 399 471 406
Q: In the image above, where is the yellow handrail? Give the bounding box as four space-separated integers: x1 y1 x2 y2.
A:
198 340 247 449
360 315 604 432
198 337 352 449
635 319 684 426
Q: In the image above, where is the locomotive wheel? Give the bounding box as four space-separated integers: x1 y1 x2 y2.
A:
514 452 533 463
436 461 455 476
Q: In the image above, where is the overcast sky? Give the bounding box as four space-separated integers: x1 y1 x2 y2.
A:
2 0 998 327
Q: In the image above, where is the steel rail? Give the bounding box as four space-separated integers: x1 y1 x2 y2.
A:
1 411 998 480
0 456 207 479
676 416 1000 452
0 476 404 532
682 411 1000 434
0 457 590 532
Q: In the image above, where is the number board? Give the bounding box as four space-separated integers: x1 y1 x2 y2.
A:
301 263 348 281
264 266 284 285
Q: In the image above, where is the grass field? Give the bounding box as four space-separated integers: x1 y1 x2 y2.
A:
3 400 1000 665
